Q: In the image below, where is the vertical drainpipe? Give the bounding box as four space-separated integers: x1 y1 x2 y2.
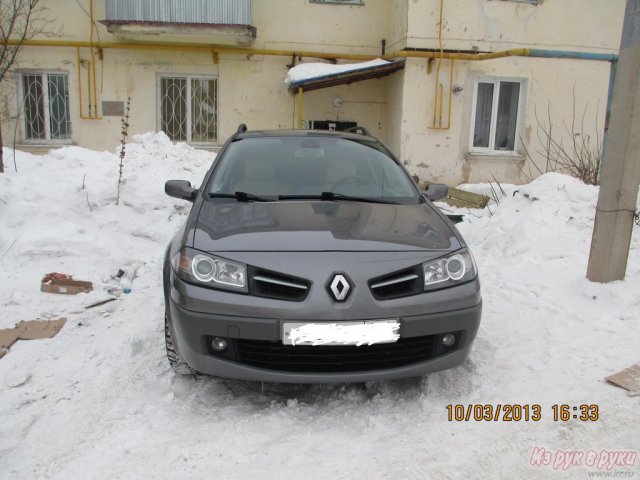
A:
297 87 304 128
602 59 618 169
89 0 98 117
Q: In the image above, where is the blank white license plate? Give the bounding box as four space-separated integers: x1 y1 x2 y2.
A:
282 320 400 346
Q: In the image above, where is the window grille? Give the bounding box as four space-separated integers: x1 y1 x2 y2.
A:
160 75 218 144
22 72 71 142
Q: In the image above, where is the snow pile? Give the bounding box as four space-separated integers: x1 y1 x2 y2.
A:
285 58 389 84
0 132 214 323
0 144 639 479
453 174 639 385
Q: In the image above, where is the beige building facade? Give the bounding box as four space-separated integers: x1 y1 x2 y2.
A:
1 0 626 185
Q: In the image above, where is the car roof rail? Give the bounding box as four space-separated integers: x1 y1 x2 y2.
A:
234 123 248 136
344 125 371 136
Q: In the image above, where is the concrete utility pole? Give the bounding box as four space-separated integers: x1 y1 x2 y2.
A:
587 0 640 283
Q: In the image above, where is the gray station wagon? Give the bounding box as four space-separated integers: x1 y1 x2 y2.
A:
163 125 481 383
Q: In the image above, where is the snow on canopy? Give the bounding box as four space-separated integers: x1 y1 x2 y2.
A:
284 58 390 84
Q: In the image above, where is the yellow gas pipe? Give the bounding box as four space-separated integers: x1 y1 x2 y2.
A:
88 0 100 118
7 37 536 131
433 0 444 128
6 38 533 62
7 38 377 61
431 0 452 130
76 46 99 120
297 87 304 129
446 59 454 129
383 48 531 62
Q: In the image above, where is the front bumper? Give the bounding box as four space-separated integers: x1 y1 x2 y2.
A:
167 277 482 383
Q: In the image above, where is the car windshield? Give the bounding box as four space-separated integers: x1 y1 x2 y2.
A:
207 136 420 203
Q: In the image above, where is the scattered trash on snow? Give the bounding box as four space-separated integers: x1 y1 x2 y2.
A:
84 297 118 309
606 363 640 396
0 318 67 359
119 277 132 294
41 273 93 295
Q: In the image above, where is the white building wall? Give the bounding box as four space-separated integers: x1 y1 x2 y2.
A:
385 69 405 160
0 0 626 185
398 55 613 185
394 0 623 185
406 0 625 53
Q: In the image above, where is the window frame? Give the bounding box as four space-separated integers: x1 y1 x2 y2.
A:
502 0 543 4
156 73 219 146
468 76 526 156
309 0 365 5
18 70 72 145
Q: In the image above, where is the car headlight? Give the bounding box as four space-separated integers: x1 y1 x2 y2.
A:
172 248 247 292
423 249 477 291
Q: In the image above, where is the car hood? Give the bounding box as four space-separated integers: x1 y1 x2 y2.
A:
192 200 461 252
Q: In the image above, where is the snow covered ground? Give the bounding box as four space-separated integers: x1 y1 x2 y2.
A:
0 134 638 479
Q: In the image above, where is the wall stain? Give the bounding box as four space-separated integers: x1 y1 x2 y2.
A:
461 159 472 184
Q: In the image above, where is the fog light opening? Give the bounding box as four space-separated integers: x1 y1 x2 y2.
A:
442 333 456 347
210 337 228 352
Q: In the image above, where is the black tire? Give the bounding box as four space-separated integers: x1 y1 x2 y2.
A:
165 315 197 375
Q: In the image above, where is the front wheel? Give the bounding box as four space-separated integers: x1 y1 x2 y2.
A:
165 314 197 375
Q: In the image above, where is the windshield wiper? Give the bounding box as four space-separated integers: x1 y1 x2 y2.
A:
209 191 273 202
278 192 398 204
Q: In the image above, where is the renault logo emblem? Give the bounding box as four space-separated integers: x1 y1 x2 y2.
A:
329 274 351 301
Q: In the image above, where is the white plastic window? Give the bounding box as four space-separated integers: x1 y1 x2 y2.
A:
470 78 525 154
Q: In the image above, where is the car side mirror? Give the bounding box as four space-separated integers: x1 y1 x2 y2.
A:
165 180 198 202
425 183 449 202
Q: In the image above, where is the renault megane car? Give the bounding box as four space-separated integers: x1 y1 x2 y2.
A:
163 124 481 383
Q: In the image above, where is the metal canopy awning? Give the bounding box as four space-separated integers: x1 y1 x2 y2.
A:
288 60 405 93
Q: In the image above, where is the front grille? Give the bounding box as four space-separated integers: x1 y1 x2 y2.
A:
234 334 449 373
248 267 311 301
369 265 423 300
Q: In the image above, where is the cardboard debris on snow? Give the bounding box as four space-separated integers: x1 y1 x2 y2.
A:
41 277 93 295
605 363 640 395
0 318 67 359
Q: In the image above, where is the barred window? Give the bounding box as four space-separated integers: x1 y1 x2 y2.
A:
160 75 218 144
21 72 71 142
